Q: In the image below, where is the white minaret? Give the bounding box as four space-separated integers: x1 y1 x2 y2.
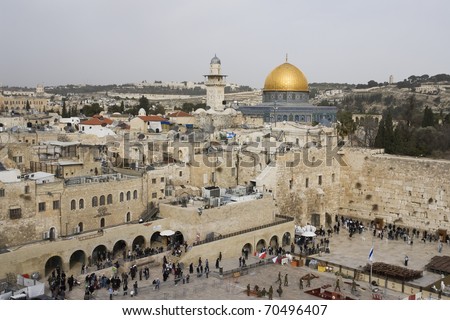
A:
204 55 227 112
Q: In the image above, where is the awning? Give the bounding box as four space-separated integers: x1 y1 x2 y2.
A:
160 229 175 236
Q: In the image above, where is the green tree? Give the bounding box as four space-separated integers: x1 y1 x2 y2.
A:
374 119 385 149
383 110 395 153
81 103 103 117
421 106 434 127
61 100 68 118
139 96 150 113
336 110 356 143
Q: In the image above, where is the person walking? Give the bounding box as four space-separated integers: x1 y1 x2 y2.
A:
276 272 281 284
334 277 341 292
284 274 289 287
268 285 273 300
299 278 304 290
133 281 138 296
404 255 409 266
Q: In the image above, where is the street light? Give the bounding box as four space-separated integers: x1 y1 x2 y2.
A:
273 101 278 128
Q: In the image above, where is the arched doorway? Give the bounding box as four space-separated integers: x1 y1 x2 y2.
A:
45 255 63 276
69 250 86 273
282 232 291 246
92 244 108 264
241 243 252 259
256 239 266 253
150 232 163 248
173 231 184 246
132 235 146 252
269 235 279 250
112 240 127 260
49 227 57 240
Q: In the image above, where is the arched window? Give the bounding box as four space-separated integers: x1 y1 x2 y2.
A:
92 196 98 207
79 199 84 209
133 190 138 199
99 195 105 206
70 199 76 210
107 194 113 204
120 192 124 202
100 218 105 228
126 191 131 201
126 212 131 222
78 222 83 233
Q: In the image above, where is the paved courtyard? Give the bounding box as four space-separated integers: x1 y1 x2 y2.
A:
61 228 449 300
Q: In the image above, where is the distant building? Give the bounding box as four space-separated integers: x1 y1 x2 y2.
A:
389 75 394 84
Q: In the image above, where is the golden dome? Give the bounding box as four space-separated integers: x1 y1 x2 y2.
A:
263 62 309 92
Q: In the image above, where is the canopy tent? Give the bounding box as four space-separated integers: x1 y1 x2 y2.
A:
160 229 175 236
295 224 317 237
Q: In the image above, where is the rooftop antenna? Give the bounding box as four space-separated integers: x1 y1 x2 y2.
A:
285 53 288 63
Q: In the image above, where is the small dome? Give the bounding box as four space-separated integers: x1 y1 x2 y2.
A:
210 54 221 65
223 108 237 115
194 108 206 114
264 62 309 92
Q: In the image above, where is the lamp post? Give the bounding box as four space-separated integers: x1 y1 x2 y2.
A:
273 101 278 128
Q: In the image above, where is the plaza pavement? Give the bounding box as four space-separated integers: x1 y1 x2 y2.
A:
61 228 449 301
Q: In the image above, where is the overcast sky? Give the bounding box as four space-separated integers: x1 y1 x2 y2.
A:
1 0 449 88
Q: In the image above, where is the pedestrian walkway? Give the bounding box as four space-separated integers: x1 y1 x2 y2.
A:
59 228 448 300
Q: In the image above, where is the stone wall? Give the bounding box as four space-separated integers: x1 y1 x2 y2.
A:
339 149 450 234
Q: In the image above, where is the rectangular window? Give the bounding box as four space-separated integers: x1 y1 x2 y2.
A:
53 200 60 210
289 179 293 190
24 185 30 194
231 167 236 177
305 178 309 188
318 175 322 186
160 177 164 183
39 202 46 212
152 178 156 184
179 171 183 177
332 173 335 183
152 192 157 199
0 188 5 197
9 208 22 219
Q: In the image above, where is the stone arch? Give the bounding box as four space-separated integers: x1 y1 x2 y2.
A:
92 244 108 264
79 198 84 209
49 227 57 240
256 239 266 253
282 232 292 246
294 115 300 122
69 250 86 272
126 212 131 222
78 222 83 233
132 235 146 251
269 235 279 249
45 255 63 276
112 240 127 260
173 231 184 246
282 114 288 121
100 218 105 228
150 231 163 248
242 243 252 259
